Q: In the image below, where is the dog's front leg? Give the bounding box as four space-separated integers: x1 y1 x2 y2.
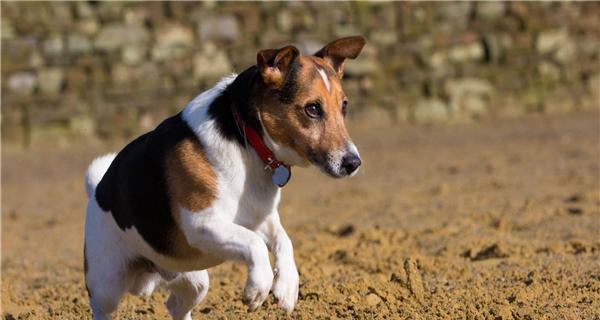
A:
182 215 273 311
257 212 299 313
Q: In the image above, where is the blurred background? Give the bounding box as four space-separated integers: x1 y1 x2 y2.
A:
2 1 598 147
2 2 599 319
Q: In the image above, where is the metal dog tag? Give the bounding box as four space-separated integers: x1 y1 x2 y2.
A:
272 165 291 187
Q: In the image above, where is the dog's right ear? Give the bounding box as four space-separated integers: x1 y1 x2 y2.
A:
257 45 299 87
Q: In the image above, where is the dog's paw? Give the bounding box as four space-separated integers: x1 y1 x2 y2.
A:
272 264 299 313
243 265 273 311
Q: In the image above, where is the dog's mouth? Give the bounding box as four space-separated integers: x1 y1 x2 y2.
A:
308 149 361 178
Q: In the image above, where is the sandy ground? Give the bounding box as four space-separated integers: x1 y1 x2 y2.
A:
2 113 599 319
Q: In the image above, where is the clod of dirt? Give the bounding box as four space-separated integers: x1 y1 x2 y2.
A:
464 244 509 261
329 249 348 262
325 224 356 238
567 207 583 215
199 307 211 314
523 271 536 286
390 271 407 284
489 217 508 230
569 241 589 255
135 309 148 315
366 293 382 306
8 211 18 221
565 193 583 203
490 306 513 320
404 258 425 304
446 165 460 175
431 183 450 195
335 224 355 237
302 292 320 301
506 293 516 304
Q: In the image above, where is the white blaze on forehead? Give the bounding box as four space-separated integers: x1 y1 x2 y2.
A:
317 68 330 92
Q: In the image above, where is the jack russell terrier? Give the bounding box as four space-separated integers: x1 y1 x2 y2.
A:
84 36 365 320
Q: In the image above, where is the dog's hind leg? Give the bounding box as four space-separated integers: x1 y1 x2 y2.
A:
129 270 162 297
84 201 136 320
165 270 209 320
85 240 133 320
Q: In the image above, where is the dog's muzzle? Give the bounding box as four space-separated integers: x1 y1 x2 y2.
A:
313 142 361 178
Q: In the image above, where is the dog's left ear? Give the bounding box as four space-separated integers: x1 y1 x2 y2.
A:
315 36 366 77
257 45 300 87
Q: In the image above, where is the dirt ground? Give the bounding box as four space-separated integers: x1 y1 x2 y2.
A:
2 112 599 319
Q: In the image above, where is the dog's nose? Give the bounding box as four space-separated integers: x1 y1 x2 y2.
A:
341 153 361 175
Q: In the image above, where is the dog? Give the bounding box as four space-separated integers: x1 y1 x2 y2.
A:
84 36 365 320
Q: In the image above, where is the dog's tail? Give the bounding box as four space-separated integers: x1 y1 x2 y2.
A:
85 153 117 198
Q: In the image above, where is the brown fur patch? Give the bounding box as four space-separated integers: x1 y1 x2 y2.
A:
165 139 218 212
164 138 218 257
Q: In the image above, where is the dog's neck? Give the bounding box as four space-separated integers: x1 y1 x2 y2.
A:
182 72 280 190
206 66 264 147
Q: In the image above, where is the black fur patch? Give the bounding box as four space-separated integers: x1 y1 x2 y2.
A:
278 59 300 105
95 113 200 256
208 66 263 145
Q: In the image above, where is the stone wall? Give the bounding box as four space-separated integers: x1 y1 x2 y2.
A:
2 2 599 146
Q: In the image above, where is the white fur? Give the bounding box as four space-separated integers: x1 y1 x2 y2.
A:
327 149 346 176
317 68 331 92
166 271 209 320
84 75 299 319
85 153 116 197
348 141 360 158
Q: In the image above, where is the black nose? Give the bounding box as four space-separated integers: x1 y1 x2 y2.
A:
341 154 361 175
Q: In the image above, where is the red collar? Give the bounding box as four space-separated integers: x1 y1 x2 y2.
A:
232 112 291 187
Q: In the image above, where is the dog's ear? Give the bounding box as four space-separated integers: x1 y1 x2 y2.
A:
315 36 366 77
257 45 300 87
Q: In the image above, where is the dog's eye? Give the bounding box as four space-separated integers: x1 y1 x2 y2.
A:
305 102 322 118
342 100 348 117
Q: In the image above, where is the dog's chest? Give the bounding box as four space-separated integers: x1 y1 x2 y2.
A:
209 146 281 230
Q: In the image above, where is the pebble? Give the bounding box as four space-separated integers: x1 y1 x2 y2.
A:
366 293 382 306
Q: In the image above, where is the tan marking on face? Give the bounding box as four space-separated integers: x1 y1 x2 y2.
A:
258 56 352 164
165 138 217 257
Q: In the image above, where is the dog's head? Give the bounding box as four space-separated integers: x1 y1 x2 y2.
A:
254 36 366 178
